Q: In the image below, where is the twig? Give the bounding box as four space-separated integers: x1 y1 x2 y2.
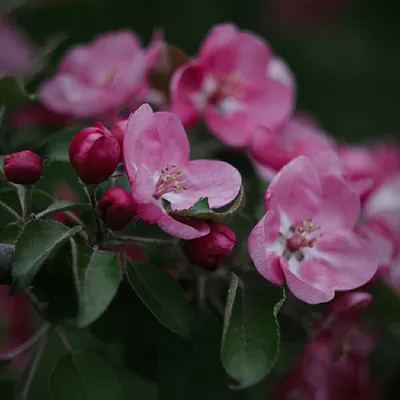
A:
0 200 21 221
197 274 207 309
0 324 50 361
56 328 72 352
106 235 176 246
20 329 49 400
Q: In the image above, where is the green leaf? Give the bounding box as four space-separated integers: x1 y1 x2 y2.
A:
0 76 35 108
171 185 245 223
36 201 89 219
71 243 121 327
11 220 82 291
126 262 195 341
221 277 285 389
49 352 124 400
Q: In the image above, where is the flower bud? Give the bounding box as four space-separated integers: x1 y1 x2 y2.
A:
3 150 43 184
98 187 136 230
69 122 121 184
111 119 128 147
183 223 236 271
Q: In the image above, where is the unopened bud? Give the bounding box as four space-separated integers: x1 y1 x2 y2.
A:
4 150 43 184
111 119 128 147
183 223 236 271
98 187 136 230
69 123 121 184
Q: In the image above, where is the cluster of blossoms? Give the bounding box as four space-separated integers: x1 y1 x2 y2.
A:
2 19 399 398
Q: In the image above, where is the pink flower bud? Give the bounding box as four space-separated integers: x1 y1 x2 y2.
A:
4 150 43 184
111 119 128 147
183 223 236 271
69 123 121 184
98 187 136 231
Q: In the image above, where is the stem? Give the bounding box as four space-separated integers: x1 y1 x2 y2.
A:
0 199 21 222
0 324 50 361
83 184 103 246
197 273 207 309
24 289 46 320
106 235 176 246
20 329 49 400
57 328 72 352
20 185 33 225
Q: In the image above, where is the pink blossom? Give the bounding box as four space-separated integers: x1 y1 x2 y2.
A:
248 156 377 304
170 23 294 147
338 142 400 202
40 30 161 118
0 16 39 78
123 104 241 239
249 115 334 181
274 292 376 400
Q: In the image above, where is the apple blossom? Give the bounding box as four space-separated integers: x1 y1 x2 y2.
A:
40 30 161 118
123 104 242 239
248 156 377 304
170 23 294 147
249 115 334 181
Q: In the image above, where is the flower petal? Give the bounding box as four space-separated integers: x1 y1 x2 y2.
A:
123 103 155 179
281 258 335 304
165 159 241 210
248 211 285 285
153 111 190 169
40 74 111 117
170 62 204 128
312 175 360 231
158 215 210 239
266 156 321 228
304 230 378 291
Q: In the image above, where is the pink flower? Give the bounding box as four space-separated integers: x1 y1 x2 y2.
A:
123 104 242 239
170 23 294 147
248 156 377 304
0 16 39 78
249 115 334 181
40 30 161 118
338 142 400 202
274 292 376 400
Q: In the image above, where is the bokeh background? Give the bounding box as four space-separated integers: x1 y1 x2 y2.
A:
7 0 400 143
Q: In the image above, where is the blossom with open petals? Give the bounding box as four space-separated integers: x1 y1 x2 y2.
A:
40 30 161 118
123 104 241 239
248 156 377 304
171 23 294 147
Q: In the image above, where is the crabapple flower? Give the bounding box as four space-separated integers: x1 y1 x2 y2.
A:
171 23 294 147
123 104 241 239
248 156 377 304
249 115 334 181
274 292 376 400
338 142 400 202
40 30 161 118
0 16 39 78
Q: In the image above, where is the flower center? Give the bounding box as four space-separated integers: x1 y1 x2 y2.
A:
286 219 323 252
208 73 246 106
153 164 188 199
103 68 119 84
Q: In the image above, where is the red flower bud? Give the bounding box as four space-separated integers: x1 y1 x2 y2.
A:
69 122 121 184
98 187 136 230
183 223 236 271
4 150 43 184
111 119 128 147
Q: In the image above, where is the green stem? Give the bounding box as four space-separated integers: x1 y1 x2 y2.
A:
84 184 103 246
19 185 33 225
0 199 21 222
106 235 176 246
